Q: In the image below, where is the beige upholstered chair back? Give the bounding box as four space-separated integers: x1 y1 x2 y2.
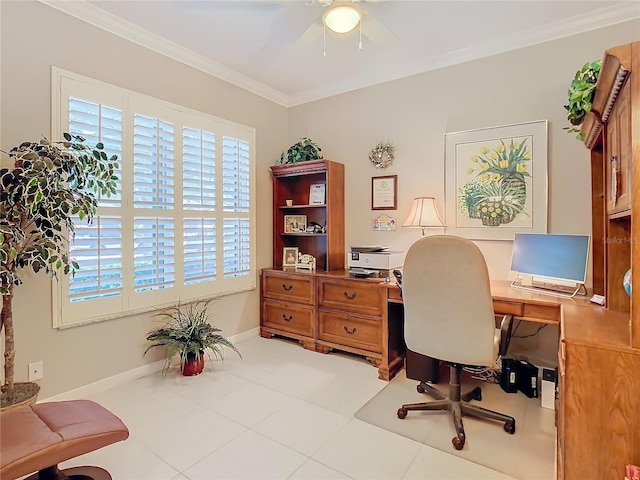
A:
403 235 498 366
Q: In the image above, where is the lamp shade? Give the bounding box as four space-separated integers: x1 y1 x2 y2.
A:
323 5 361 34
403 197 445 235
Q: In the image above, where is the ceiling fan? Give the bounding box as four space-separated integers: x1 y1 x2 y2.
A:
304 0 398 55
239 0 397 61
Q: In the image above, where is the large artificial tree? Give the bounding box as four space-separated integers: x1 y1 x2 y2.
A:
0 133 118 407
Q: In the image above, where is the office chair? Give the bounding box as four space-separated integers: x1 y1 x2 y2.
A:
396 235 515 450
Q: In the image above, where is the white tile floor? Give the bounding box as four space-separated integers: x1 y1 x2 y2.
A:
61 335 529 479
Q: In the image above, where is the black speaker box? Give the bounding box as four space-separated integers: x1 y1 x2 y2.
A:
500 358 518 393
516 360 539 398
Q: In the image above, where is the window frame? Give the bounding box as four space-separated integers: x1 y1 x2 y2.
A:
51 67 256 328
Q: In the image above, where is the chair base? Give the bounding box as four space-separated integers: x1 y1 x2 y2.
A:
397 365 515 450
24 465 112 480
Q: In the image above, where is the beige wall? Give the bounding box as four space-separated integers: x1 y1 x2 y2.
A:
0 1 287 397
1 1 638 396
288 20 640 284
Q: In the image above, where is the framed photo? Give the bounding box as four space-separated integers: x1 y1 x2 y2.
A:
283 247 299 267
284 215 306 233
444 120 548 240
371 175 397 210
309 183 326 205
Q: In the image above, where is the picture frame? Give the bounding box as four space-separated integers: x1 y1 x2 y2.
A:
296 253 316 270
444 120 548 240
284 214 307 233
371 175 397 210
309 183 326 205
282 247 299 267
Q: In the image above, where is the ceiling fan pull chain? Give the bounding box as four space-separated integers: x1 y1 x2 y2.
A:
323 23 327 57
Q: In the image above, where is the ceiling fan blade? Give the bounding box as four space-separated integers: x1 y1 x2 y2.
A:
293 21 324 52
362 14 399 47
248 4 322 63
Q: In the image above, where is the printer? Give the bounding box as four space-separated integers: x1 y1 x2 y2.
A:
348 246 403 277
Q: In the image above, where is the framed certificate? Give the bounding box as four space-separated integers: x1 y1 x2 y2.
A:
371 175 397 210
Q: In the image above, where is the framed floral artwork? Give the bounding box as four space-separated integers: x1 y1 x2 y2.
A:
444 120 548 240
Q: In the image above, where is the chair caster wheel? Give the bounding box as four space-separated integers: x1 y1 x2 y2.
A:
452 435 465 450
504 421 516 434
397 408 407 419
417 384 425 394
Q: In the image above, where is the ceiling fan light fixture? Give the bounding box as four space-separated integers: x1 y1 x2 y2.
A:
323 5 361 34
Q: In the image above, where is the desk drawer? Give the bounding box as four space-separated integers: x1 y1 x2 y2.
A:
318 310 381 352
262 300 314 337
318 278 384 316
263 271 315 305
493 300 524 317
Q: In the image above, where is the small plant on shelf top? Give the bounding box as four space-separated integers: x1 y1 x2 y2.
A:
277 137 323 165
564 60 602 140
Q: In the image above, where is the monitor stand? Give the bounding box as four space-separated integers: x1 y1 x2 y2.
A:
511 278 588 298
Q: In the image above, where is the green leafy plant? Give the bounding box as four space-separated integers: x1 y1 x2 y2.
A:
564 60 602 139
278 137 323 165
0 133 119 407
144 300 241 375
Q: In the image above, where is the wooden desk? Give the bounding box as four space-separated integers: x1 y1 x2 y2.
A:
386 278 593 324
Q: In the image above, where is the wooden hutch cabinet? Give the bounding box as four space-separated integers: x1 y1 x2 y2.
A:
261 159 405 380
557 41 640 480
270 159 344 271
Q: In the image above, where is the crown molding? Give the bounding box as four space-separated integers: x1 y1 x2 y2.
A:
39 0 639 108
39 0 290 107
288 2 640 106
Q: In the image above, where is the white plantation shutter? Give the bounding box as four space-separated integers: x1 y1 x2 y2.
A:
183 218 216 284
69 217 123 302
134 116 174 208
223 137 250 213
68 97 122 207
224 218 250 278
183 128 215 211
53 68 255 327
133 217 175 292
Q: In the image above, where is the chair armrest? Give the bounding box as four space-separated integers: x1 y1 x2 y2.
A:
497 314 514 357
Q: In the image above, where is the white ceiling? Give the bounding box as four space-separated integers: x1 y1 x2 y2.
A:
43 0 640 107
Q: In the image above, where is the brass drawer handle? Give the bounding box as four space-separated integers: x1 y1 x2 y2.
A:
282 284 293 291
282 314 293 322
344 326 357 334
343 291 357 300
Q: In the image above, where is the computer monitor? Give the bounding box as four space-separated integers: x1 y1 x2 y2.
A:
509 233 590 297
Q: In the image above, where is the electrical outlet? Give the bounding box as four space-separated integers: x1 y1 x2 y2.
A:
28 361 43 381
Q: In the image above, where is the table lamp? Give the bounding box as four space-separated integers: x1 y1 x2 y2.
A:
402 197 446 236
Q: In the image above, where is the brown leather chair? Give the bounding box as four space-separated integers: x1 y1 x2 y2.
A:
396 235 515 450
1 399 129 480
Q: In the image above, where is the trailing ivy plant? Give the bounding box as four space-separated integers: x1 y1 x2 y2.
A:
278 137 323 165
0 133 118 405
564 60 602 139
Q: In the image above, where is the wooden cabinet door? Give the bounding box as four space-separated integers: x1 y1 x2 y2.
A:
606 83 631 214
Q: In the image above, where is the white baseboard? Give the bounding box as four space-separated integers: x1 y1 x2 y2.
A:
43 327 259 402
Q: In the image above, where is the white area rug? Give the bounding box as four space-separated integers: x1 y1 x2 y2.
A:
355 370 555 480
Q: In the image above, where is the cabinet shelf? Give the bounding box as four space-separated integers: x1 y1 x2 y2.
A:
280 233 327 237
279 204 326 210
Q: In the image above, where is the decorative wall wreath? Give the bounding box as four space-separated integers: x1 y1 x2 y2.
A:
369 141 395 169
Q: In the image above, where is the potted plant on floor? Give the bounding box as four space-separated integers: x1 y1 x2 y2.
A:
0 133 119 409
144 300 242 376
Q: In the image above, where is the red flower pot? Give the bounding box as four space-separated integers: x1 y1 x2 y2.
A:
182 352 205 376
